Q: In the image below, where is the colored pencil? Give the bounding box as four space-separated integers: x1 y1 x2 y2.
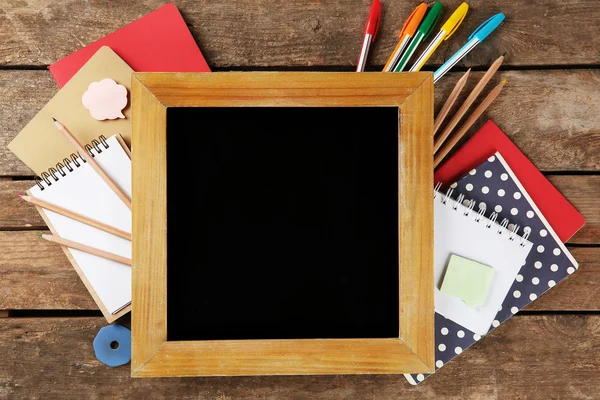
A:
37 233 132 266
434 80 507 168
433 54 504 153
20 194 131 241
434 69 471 136
51 117 132 210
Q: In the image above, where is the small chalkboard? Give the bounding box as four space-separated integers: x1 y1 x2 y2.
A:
132 72 434 377
166 107 399 341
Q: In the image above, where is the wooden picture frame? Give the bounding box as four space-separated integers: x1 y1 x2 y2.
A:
131 72 434 377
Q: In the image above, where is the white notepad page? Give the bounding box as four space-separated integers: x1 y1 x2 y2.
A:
434 190 533 335
29 135 131 314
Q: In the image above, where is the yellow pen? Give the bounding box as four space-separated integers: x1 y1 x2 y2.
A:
409 2 469 72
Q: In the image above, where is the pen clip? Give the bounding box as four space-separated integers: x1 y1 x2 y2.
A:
468 13 505 42
443 2 469 40
399 3 428 38
421 2 444 41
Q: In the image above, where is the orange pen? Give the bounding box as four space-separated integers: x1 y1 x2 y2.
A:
382 3 428 72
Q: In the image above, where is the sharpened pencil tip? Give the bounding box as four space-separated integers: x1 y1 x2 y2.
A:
501 52 506 57
502 79 507 84
17 194 23 198
36 233 43 238
52 117 57 122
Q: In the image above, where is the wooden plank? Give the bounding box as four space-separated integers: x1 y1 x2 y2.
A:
1 0 599 68
2 69 600 176
1 315 599 398
1 230 599 312
547 176 600 245
2 175 598 243
0 180 45 229
0 231 97 310
434 69 600 172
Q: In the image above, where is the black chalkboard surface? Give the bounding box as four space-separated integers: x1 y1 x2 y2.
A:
166 107 399 341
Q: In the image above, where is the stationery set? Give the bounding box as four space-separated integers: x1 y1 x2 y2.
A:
6 0 585 381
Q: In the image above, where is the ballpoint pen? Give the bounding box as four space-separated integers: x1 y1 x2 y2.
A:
382 3 428 72
356 0 381 72
433 13 505 82
393 1 443 72
409 2 469 72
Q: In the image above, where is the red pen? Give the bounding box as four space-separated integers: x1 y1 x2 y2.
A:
356 0 381 72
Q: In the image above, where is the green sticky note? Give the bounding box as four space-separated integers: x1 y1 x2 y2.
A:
440 255 495 310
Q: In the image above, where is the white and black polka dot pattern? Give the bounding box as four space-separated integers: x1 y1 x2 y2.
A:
407 153 578 385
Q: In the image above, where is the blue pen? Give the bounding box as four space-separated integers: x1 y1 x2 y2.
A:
433 13 505 83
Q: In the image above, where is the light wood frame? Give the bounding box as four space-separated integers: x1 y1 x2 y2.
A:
131 72 434 377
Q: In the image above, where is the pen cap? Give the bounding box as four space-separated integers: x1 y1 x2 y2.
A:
398 3 429 38
441 2 469 40
417 1 443 41
364 0 381 41
468 13 505 42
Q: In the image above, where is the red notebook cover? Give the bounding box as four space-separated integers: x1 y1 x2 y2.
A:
434 120 585 242
49 3 210 87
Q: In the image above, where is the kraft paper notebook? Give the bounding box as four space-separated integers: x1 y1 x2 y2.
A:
8 46 133 176
27 134 132 323
407 153 579 385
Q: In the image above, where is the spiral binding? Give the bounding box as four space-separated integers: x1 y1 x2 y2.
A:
34 135 110 191
435 183 530 247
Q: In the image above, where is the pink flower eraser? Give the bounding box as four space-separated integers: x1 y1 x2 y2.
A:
82 78 128 120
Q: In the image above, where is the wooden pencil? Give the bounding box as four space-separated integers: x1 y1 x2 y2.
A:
434 80 507 168
433 54 505 153
434 69 471 136
52 117 132 210
37 233 132 266
20 194 131 241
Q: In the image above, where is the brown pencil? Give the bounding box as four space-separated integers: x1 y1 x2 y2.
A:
433 54 505 153
434 80 507 168
37 233 132 266
52 117 132 210
434 69 471 136
20 194 131 241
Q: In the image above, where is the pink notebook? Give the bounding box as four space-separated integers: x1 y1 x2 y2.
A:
49 3 210 87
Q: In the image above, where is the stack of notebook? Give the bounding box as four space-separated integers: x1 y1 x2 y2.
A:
8 4 210 323
406 121 584 384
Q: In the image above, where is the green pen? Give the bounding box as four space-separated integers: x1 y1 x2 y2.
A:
393 1 443 72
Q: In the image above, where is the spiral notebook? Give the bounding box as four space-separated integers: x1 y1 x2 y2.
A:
27 134 132 323
407 153 579 385
433 185 533 335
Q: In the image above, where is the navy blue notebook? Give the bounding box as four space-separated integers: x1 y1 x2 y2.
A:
406 152 578 385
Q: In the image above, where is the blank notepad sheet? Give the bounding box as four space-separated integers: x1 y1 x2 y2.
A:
434 193 533 335
29 135 131 314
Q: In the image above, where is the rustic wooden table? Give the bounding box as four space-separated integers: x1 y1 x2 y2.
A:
1 1 599 398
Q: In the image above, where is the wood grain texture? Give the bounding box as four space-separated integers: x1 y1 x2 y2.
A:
132 72 434 376
130 75 167 375
2 70 599 176
2 315 600 399
3 233 597 312
399 74 434 369
1 0 599 68
2 176 598 243
0 231 97 310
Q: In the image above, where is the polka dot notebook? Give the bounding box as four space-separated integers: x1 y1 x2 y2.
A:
406 152 579 385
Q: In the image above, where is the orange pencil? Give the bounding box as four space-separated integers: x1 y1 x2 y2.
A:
20 194 131 241
434 79 507 167
37 233 132 266
433 54 504 153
